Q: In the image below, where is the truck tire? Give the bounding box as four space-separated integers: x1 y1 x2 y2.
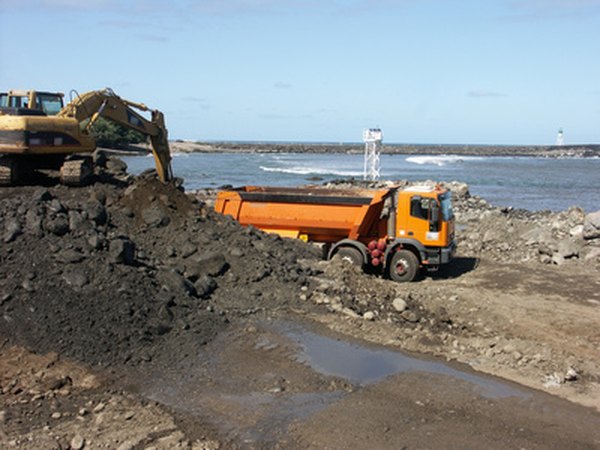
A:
334 247 364 268
389 249 419 282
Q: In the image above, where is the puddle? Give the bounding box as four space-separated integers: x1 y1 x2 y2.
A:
282 323 528 399
136 320 531 446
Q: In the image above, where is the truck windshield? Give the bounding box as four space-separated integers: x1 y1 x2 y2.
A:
439 192 454 221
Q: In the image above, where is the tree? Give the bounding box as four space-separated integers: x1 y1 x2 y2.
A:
90 117 146 148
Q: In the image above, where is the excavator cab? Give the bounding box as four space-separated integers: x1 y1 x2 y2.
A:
0 90 64 115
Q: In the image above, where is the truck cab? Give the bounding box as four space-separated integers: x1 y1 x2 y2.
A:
395 185 455 265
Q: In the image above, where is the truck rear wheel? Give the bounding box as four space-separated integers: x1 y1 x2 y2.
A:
334 247 364 268
389 249 419 282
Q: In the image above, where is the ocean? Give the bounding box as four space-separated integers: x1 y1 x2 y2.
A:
122 152 600 213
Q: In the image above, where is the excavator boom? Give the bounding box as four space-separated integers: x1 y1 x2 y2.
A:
58 88 173 183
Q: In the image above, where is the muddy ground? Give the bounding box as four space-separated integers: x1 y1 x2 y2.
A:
1 156 600 449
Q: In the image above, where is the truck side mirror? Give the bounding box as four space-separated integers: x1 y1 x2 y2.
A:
430 201 440 231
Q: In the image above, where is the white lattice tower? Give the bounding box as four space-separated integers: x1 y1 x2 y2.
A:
363 128 383 181
556 128 564 146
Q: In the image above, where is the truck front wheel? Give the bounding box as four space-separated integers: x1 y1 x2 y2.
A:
389 249 419 282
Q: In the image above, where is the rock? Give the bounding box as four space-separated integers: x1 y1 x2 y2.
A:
557 237 582 258
342 307 359 319
48 199 65 214
157 270 197 298
122 206 134 218
401 310 419 323
70 435 85 450
109 238 135 265
194 275 217 298
62 270 89 289
31 188 52 202
583 246 600 262
92 402 105 413
551 253 565 266
181 241 198 258
106 157 128 174
25 208 43 237
363 311 376 321
90 190 107 205
569 224 584 237
3 218 22 243
583 210 600 239
85 201 107 226
230 247 244 258
564 367 579 381
51 412 62 419
54 249 85 264
392 298 407 312
68 210 89 232
87 232 106 250
186 253 229 279
142 205 170 228
44 214 70 236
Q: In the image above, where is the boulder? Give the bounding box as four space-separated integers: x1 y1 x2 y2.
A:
85 201 108 226
3 217 22 243
142 205 170 228
186 253 229 280
392 297 407 312
62 270 89 289
556 237 583 259
583 210 600 239
31 188 52 203
54 249 85 264
25 208 43 237
68 210 89 233
194 275 217 298
109 237 135 265
44 214 70 236
156 269 197 298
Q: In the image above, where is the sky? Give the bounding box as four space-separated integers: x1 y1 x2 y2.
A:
1 0 599 145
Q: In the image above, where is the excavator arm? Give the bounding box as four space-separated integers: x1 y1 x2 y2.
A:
58 88 173 182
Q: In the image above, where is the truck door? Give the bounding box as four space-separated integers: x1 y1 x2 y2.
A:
405 195 443 245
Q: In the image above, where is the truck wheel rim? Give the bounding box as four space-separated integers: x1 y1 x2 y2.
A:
395 259 408 274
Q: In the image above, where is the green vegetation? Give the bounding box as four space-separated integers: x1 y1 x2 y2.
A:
90 117 146 148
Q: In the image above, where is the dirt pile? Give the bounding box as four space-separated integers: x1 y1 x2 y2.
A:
0 159 320 371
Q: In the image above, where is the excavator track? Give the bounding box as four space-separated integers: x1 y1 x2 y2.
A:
0 157 19 186
60 157 93 186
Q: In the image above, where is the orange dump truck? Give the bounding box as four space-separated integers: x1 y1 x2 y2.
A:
215 185 456 282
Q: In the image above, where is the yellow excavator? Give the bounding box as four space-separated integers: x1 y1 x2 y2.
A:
0 88 173 185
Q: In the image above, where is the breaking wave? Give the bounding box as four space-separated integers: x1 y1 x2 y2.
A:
406 155 475 166
260 166 363 177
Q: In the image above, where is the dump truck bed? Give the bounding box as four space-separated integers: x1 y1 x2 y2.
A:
215 186 396 242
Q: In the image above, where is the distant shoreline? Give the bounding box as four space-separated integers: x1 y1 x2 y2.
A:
126 141 600 158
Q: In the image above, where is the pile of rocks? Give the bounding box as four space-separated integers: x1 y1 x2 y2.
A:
453 189 600 267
